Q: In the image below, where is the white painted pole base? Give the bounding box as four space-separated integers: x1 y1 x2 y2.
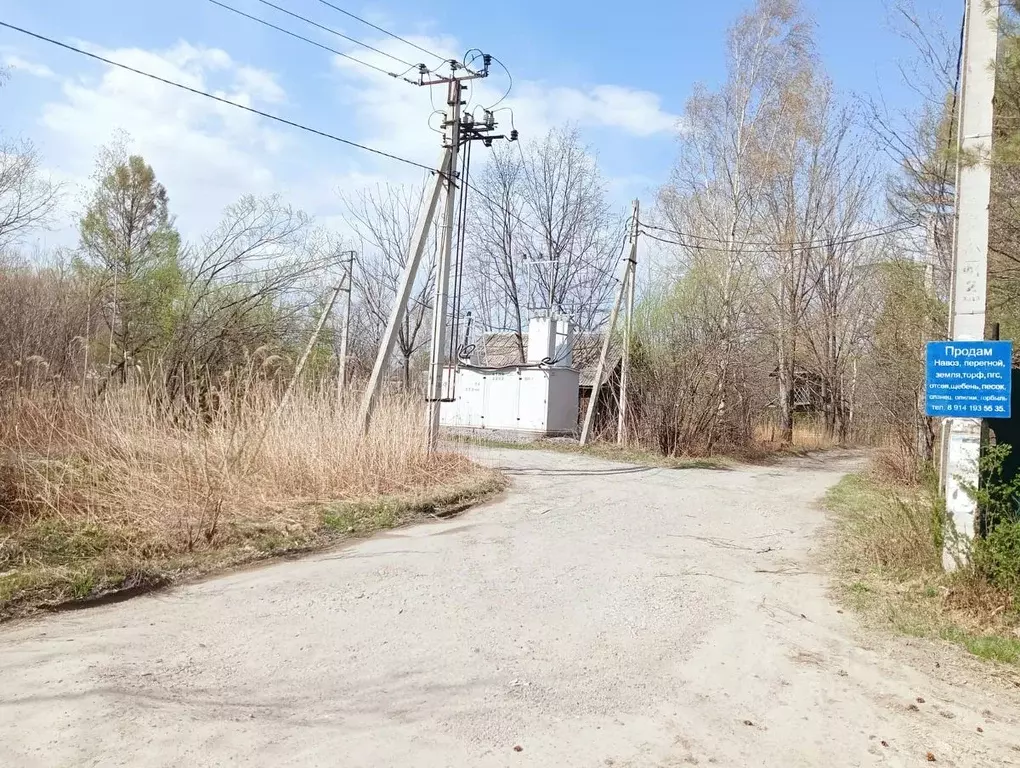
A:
943 417 982 571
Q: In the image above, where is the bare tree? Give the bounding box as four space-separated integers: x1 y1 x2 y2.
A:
163 194 331 402
0 251 95 390
466 144 529 359
466 127 621 358
520 128 621 332
797 133 882 442
341 181 437 389
0 86 60 252
863 0 958 300
758 82 876 443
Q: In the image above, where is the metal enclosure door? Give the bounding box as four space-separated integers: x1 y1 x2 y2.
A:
517 370 549 433
481 371 521 430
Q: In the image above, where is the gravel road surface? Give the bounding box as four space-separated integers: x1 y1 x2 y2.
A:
3 448 1020 767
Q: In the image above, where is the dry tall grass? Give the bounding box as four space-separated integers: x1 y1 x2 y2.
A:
2 380 481 548
0 373 495 615
752 415 841 452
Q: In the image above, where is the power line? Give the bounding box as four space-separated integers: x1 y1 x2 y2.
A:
0 21 438 173
206 0 414 81
249 0 416 68
639 221 920 254
639 219 919 248
486 54 513 109
314 0 450 64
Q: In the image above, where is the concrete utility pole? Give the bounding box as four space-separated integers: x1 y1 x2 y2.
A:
581 199 640 447
424 77 463 452
356 56 516 449
357 151 450 433
617 200 640 444
337 249 355 398
942 0 999 569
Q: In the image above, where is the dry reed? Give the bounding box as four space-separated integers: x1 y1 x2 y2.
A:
1 379 480 551
0 372 495 616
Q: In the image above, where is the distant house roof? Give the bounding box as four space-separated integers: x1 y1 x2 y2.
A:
474 331 621 388
477 332 524 367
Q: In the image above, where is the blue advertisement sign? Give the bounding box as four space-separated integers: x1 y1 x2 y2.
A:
925 341 1013 419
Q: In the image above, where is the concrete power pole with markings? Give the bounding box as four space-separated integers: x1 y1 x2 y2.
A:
942 0 999 569
357 56 517 451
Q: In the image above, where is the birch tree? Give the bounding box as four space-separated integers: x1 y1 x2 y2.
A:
658 0 815 447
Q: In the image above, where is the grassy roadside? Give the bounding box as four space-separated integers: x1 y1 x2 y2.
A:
453 435 732 470
0 469 505 621
825 472 1020 665
0 383 508 623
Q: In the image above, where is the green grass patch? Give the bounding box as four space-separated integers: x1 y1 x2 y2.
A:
940 627 1020 664
825 471 1020 666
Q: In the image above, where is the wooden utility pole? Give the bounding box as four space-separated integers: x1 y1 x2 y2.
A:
617 200 640 444
581 200 640 447
942 0 999 569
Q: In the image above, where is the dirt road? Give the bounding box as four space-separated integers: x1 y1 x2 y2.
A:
2 448 1019 767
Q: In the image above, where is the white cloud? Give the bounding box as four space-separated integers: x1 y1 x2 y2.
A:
235 66 287 104
2 52 56 80
330 37 681 155
23 28 678 250
551 85 680 137
37 41 288 240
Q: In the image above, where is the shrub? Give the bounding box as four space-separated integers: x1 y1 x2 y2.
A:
964 443 1020 601
975 521 1020 601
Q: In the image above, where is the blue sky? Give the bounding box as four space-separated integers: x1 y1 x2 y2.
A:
0 0 961 246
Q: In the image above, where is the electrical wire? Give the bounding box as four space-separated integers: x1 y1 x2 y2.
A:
249 0 418 68
639 221 920 254
461 356 564 372
486 54 513 109
462 48 485 76
0 21 439 173
490 106 517 132
427 109 447 135
314 0 450 64
639 219 920 249
206 0 415 81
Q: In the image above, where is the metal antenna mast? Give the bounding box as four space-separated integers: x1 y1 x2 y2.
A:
358 55 518 451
